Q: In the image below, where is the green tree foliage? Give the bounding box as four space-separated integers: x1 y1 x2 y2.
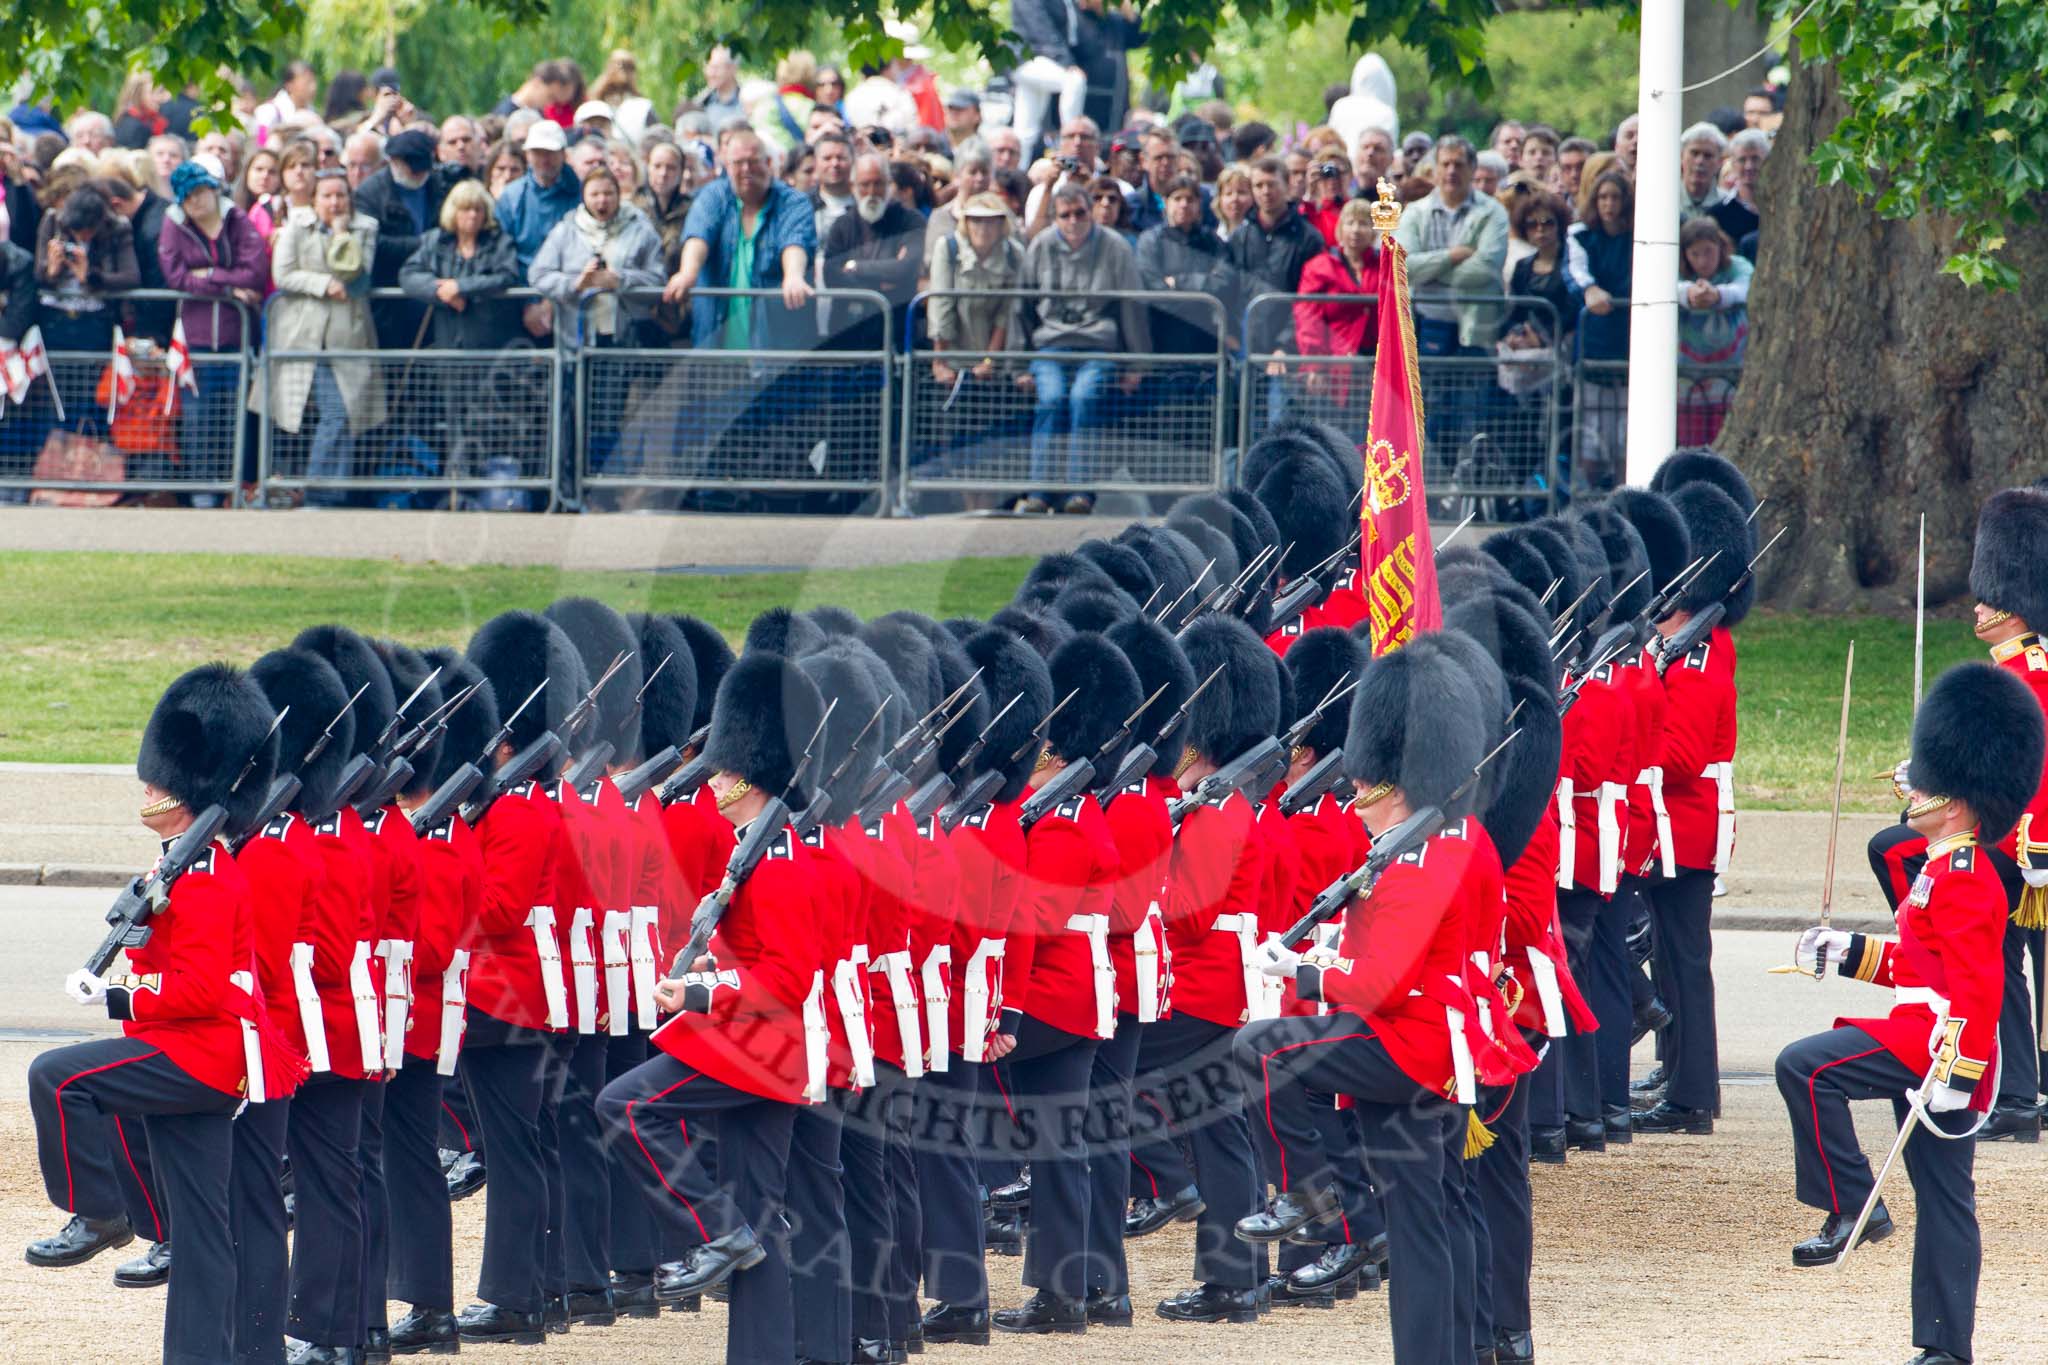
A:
1777 0 2048 289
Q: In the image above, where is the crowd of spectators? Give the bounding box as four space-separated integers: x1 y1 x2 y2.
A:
0 35 1780 509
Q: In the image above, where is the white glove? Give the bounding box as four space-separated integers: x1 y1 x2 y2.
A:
1889 758 1911 800
2022 868 2048 890
1255 939 1302 979
1928 1013 1950 1060
64 969 107 1006
1794 926 1852 974
1926 1080 1973 1113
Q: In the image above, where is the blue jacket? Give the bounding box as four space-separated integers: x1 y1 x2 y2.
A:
682 179 819 349
497 168 583 272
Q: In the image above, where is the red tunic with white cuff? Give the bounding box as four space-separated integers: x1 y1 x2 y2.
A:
235 812 322 1072
407 814 482 1063
1615 646 1670 878
109 839 263 1097
1160 792 1268 1029
1100 777 1175 1020
1501 804 1597 1039
305 809 379 1078
1558 664 1634 896
804 822 866 1089
1657 634 1738 875
1833 831 2005 1111
1010 790 1122 1040
1280 789 1367 1017
464 781 565 1030
851 814 922 1071
651 823 825 1104
1442 817 1537 1083
940 794 1027 1056
1294 824 1478 1096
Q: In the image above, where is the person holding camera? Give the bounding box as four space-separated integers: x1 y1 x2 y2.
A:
1022 117 1109 239
34 182 140 353
1301 149 1351 249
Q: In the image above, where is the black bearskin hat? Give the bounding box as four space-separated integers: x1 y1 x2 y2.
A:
1053 586 1134 635
744 606 825 660
1172 493 1264 585
1022 552 1131 608
1484 672 1566 867
1112 526 1193 623
1074 540 1159 606
1969 488 2048 632
797 641 887 812
1177 615 1280 763
1447 592 1558 696
1225 486 1284 630
1910 661 2045 843
829 636 907 759
467 610 590 753
926 629 989 775
248 648 351 818
808 604 865 639
668 615 735 733
1284 627 1365 758
1257 453 1352 586
420 647 499 792
861 618 943 721
1344 633 1488 819
1243 423 1346 497
1482 525 1575 615
1046 632 1144 767
1435 563 1502 612
1610 488 1693 595
1574 504 1652 622
1548 517 1611 637
626 614 698 761
702 652 829 801
1669 483 1756 625
1435 543 1506 583
962 626 1054 803
294 625 396 760
138 662 279 833
544 597 642 759
1652 447 1756 526
942 616 983 645
1250 415 1361 498
1434 628 1510 810
374 640 446 797
1106 613 1198 779
987 604 1074 660
1165 511 1241 598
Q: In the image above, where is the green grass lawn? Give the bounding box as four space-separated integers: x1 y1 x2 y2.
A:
0 550 1980 811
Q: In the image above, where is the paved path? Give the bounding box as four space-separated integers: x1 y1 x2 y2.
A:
0 505 1116 571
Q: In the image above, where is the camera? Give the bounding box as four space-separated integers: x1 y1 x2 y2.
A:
1315 161 1344 179
1056 155 1082 175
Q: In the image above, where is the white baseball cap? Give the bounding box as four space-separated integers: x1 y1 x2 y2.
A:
524 121 567 153
574 100 615 126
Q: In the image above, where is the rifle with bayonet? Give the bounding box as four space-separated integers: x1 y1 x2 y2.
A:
1097 663 1226 797
855 671 985 824
1277 729 1520 950
558 651 638 788
450 680 556 827
933 693 1024 831
600 657 685 804
1167 734 1290 831
657 725 716 806
794 702 888 836
1017 682 1169 827
293 680 376 823
1269 673 1364 816
935 687 1073 829
667 704 835 975
1265 538 1358 638
1652 526 1785 676
87 714 286 975
351 665 448 816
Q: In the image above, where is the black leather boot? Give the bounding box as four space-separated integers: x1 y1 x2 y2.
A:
992 1288 1086 1335
25 1214 133 1268
1791 1204 1892 1267
1154 1283 1260 1324
1083 1288 1132 1325
1124 1184 1205 1237
1632 1102 1713 1135
657 1225 765 1299
454 1301 544 1345
112 1237 171 1287
386 1306 458 1355
920 1301 991 1344
1529 1126 1567 1164
610 1270 660 1319
1233 1185 1338 1244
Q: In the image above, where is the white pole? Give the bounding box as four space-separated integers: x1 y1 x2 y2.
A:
1625 0 1683 487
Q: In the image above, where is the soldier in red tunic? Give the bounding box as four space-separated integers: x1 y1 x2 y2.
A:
1777 661 2042 1365
28 663 282 1365
1234 631 1497 1364
596 651 829 1364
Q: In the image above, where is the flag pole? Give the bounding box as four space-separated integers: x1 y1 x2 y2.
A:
1624 0 1683 487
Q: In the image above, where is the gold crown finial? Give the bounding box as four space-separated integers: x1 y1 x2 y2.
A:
1370 177 1402 233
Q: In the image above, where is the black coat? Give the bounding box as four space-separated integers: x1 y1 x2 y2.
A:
6 180 40 253
0 238 34 342
1228 210 1322 354
397 226 525 350
1134 221 1238 354
358 162 476 348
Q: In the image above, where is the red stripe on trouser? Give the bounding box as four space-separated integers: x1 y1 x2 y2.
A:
1807 1045 1887 1213
440 1097 472 1151
1259 1033 1371 1192
112 1117 162 1241
626 1070 708 1242
1130 1092 1173 1198
53 1050 163 1212
990 1062 1016 1123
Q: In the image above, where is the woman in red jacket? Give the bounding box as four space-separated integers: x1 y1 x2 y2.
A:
1291 197 1380 416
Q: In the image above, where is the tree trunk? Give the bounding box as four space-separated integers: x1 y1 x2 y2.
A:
1717 56 2048 612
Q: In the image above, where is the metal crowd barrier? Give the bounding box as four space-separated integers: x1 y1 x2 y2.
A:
901 289 1228 508
256 287 560 510
1238 291 1567 522
574 286 893 511
1 290 251 506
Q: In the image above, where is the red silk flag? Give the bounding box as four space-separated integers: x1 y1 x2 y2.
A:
1360 188 1441 654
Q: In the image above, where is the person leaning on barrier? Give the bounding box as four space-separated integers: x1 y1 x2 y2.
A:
928 192 1024 388
661 126 816 349
819 151 924 352
260 168 385 505
34 181 140 352
1292 196 1380 413
530 164 664 345
398 177 523 350
1134 173 1239 356
157 161 268 486
1228 153 1320 362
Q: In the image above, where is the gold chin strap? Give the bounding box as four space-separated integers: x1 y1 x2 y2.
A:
1978 608 2014 633
1172 745 1200 780
714 778 753 812
1033 748 1057 773
139 794 187 819
1904 792 1953 821
1288 744 1307 766
1353 780 1395 811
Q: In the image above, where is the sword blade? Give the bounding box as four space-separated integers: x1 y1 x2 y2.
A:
1817 641 1855 958
1912 514 1926 716
1837 1077 1926 1268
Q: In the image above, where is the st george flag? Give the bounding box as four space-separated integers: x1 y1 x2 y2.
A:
106 325 137 423
0 337 28 405
17 325 62 420
163 318 198 413
1358 182 1442 655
